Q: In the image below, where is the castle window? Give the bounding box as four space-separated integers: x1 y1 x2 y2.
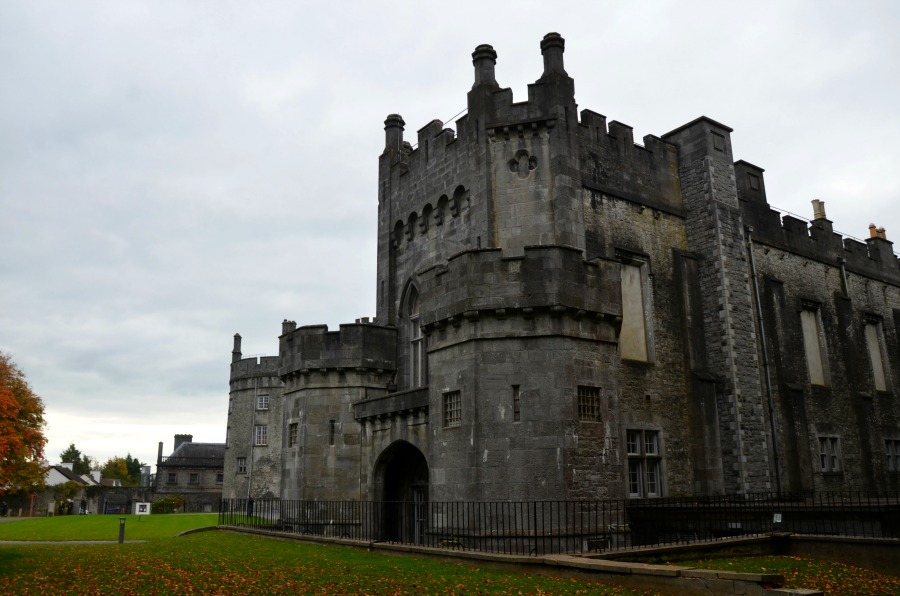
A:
189 473 199 485
512 385 521 422
443 391 461 428
618 255 652 362
167 472 177 485
288 423 298 447
254 425 268 446
257 394 269 411
577 386 601 422
216 473 224 484
626 429 662 497
865 319 890 392
329 420 336 446
818 436 841 473
886 440 900 472
236 457 247 474
800 303 828 386
408 287 426 387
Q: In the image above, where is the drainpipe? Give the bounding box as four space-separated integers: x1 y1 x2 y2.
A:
746 226 783 496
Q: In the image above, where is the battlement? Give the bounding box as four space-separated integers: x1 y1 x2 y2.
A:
417 245 621 327
737 162 899 282
278 322 397 377
230 354 280 382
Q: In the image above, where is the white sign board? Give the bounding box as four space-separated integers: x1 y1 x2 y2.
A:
134 502 152 515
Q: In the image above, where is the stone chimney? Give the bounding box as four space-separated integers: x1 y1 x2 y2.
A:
174 434 193 451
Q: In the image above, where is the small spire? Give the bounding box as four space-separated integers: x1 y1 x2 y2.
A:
232 333 242 363
471 44 498 88
540 32 566 77
384 114 405 153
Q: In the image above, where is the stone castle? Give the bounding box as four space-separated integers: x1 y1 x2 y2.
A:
224 33 900 504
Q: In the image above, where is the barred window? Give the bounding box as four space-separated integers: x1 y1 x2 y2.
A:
443 391 461 428
887 440 900 472
626 429 662 498
257 394 269 411
818 436 841 473
254 425 268 446
577 386 601 422
236 457 247 474
512 385 521 423
288 423 298 447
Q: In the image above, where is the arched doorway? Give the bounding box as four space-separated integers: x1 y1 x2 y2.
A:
373 441 428 543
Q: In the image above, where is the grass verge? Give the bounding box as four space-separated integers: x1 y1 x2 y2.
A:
0 513 218 541
673 555 900 596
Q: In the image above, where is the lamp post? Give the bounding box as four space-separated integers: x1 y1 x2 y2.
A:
118 517 126 544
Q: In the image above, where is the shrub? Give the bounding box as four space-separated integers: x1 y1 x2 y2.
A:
151 494 185 514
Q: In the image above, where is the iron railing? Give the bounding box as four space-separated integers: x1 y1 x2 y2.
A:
219 492 900 556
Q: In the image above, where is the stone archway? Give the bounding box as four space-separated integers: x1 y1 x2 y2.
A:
373 440 428 543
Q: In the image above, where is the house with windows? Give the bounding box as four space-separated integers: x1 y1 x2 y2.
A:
223 33 900 505
155 434 225 512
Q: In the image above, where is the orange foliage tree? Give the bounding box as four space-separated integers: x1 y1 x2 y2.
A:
0 352 47 494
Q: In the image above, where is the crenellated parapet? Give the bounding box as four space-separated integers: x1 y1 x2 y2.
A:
417 245 621 331
579 110 684 216
736 161 900 282
230 355 280 383
278 321 397 378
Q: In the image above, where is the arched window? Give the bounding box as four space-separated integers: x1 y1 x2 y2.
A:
407 287 426 387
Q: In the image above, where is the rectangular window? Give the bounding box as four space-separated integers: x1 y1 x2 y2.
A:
800 306 827 386
619 259 651 362
329 420 336 446
887 440 900 472
443 391 461 428
288 423 298 447
818 436 841 473
236 457 247 474
577 386 601 422
512 385 521 423
166 472 176 485
626 429 662 497
257 394 269 411
216 473 224 484
865 320 889 392
189 473 199 485
254 425 268 446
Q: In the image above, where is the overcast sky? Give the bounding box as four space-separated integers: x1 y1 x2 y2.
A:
1 0 898 471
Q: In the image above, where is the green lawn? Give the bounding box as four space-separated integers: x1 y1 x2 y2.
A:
0 513 218 541
3 518 897 595
0 531 651 595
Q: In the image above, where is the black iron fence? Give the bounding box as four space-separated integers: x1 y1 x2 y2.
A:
219 492 900 556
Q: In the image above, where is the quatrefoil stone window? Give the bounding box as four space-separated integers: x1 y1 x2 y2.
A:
508 150 537 179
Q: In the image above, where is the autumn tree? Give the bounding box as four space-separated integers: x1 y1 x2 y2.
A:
59 443 96 475
0 352 48 495
101 456 135 486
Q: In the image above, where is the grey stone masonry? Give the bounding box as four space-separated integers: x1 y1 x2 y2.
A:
663 118 771 494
